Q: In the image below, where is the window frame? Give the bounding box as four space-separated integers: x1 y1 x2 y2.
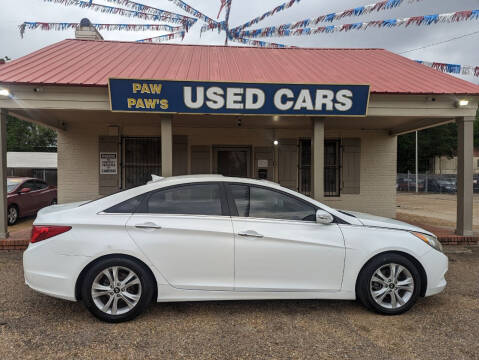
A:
225 182 320 222
133 182 230 217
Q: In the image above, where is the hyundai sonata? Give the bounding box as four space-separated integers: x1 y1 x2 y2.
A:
23 175 447 322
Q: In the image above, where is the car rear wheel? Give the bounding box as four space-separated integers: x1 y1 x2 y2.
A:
357 253 421 315
7 205 18 225
81 257 154 323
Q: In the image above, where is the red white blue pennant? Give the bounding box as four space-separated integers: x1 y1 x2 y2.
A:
236 10 479 38
416 60 479 77
19 21 184 38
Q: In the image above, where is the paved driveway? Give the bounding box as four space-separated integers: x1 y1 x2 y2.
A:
0 247 478 360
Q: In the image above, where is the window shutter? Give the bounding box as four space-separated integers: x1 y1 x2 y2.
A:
173 135 188 176
191 145 211 174
99 136 119 196
342 138 361 194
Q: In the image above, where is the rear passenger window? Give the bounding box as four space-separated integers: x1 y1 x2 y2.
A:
104 194 146 214
146 184 223 216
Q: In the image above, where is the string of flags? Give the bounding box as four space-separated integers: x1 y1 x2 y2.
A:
230 0 423 37
19 21 183 38
236 9 479 38
40 0 197 26
415 60 479 77
165 0 221 27
136 30 186 43
228 36 293 48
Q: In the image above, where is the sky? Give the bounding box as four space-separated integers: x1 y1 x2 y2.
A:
1 0 479 84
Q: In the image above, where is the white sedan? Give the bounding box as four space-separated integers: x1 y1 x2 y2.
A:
23 175 448 323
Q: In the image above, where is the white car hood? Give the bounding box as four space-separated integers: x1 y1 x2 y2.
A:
346 211 434 236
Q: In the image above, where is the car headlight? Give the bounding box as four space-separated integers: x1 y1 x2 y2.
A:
412 232 443 253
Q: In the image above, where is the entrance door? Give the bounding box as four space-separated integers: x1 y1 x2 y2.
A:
278 139 298 191
214 146 251 178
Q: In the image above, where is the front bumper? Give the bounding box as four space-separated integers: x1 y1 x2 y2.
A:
420 249 448 297
23 242 91 301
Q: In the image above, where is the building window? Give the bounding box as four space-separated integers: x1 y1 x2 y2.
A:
299 139 341 197
324 140 341 197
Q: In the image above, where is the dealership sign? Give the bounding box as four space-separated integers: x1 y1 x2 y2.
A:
108 79 370 116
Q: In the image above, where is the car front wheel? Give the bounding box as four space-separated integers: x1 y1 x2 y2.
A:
357 253 421 315
81 257 155 323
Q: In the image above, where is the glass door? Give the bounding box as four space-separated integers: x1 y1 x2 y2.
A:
214 146 251 178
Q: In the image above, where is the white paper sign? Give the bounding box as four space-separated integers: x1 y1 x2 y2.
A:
100 152 117 175
258 159 269 168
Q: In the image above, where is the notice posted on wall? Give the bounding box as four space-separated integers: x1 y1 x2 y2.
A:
100 152 117 175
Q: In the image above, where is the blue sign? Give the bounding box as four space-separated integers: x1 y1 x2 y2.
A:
108 79 370 116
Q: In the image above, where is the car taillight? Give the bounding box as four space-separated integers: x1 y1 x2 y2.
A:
30 225 72 243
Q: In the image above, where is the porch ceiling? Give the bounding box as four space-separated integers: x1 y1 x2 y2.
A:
8 108 455 135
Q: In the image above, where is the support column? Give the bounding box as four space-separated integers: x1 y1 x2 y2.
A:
0 109 8 238
313 118 325 201
161 116 173 177
456 116 474 236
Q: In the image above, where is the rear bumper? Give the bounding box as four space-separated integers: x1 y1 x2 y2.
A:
421 249 448 297
23 242 91 301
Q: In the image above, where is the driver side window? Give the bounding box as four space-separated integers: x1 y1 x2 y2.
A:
229 184 316 221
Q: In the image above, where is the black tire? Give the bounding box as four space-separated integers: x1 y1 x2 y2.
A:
356 253 421 315
81 256 155 323
7 205 18 226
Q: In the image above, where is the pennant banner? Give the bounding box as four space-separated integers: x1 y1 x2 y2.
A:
236 9 479 38
40 0 197 25
416 60 479 77
19 22 183 38
230 0 301 33
230 0 423 36
137 31 186 43
228 36 294 48
101 0 197 24
166 0 221 27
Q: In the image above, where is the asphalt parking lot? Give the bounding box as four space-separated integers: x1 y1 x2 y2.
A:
0 247 478 360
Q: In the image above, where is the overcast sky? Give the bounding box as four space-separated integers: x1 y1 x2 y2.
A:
1 0 479 84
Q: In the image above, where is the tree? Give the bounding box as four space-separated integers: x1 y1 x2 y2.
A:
397 109 479 173
6 115 57 152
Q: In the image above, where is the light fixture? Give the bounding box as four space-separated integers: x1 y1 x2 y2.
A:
273 115 279 122
0 88 10 97
458 99 469 107
273 140 279 146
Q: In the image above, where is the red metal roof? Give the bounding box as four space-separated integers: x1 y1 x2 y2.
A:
1 39 479 94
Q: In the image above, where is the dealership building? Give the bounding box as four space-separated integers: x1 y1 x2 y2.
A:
0 25 478 237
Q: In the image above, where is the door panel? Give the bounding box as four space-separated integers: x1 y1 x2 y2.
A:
232 218 345 291
127 215 234 290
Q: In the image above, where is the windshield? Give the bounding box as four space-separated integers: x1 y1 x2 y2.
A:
7 179 22 193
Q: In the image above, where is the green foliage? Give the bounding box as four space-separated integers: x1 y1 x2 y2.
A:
6 115 57 152
398 109 479 173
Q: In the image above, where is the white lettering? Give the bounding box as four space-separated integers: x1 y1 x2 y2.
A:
335 89 353 111
206 87 225 110
183 86 204 109
226 88 244 109
245 88 265 110
274 88 294 111
315 90 334 111
294 89 314 110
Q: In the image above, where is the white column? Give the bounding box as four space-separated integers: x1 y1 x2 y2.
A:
313 118 325 200
0 109 9 238
456 116 474 236
161 116 173 177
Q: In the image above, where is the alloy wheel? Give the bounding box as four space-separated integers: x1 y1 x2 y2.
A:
91 266 142 315
8 207 17 224
369 263 414 309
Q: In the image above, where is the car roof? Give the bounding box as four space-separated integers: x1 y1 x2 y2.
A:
147 174 283 189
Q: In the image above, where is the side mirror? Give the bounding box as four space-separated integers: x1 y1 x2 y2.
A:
316 209 334 225
20 187 31 194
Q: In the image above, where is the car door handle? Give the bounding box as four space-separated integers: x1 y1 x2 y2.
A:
237 230 264 238
135 223 162 230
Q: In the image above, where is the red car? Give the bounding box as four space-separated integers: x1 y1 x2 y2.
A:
7 177 57 225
